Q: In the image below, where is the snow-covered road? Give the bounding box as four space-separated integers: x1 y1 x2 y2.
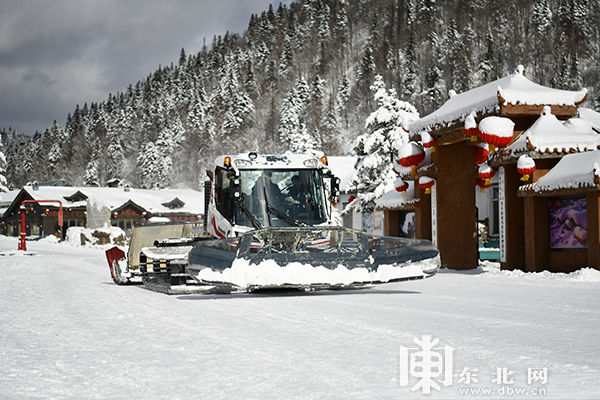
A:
1 236 599 399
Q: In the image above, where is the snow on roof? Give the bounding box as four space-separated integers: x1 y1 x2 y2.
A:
508 106 600 155
20 186 204 215
578 108 600 131
521 150 600 193
326 156 357 192
0 189 20 205
374 181 418 210
410 65 587 134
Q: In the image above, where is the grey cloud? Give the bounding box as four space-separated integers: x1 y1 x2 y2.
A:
0 0 292 135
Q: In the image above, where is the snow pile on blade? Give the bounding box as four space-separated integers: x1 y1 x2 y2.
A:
195 256 439 288
187 226 439 290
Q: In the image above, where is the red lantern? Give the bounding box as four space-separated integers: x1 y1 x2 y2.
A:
113 212 118 218
478 116 515 148
465 113 479 142
395 178 409 193
476 178 492 193
420 132 437 153
474 142 489 165
419 176 435 195
398 142 425 175
478 163 496 185
517 155 536 181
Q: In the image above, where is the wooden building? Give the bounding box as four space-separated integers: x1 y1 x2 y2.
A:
518 150 600 272
384 65 595 272
1 185 204 238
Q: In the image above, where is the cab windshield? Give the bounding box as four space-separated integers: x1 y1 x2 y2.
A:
235 169 328 227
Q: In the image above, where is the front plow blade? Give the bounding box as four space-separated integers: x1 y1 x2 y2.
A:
187 227 439 291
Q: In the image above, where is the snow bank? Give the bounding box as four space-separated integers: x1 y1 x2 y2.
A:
478 261 600 282
65 226 127 247
195 256 440 288
39 235 59 244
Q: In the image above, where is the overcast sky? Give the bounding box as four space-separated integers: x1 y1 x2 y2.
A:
0 0 292 135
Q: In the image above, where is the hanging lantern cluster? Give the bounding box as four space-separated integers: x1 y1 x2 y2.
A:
398 142 426 175
465 113 479 142
477 116 515 149
474 142 489 165
395 177 409 193
517 154 536 181
420 132 437 153
419 176 435 195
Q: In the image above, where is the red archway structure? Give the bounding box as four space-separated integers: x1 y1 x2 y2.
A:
18 200 63 251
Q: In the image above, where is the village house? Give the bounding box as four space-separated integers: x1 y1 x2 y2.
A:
376 65 600 273
0 184 204 238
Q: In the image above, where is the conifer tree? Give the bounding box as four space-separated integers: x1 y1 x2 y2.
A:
349 75 419 212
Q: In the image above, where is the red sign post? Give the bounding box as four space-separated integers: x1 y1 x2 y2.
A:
18 200 63 251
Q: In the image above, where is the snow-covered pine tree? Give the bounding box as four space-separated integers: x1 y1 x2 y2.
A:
348 75 420 212
0 137 8 192
335 73 350 128
279 75 318 153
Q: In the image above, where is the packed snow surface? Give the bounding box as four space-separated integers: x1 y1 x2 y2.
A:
1 236 599 399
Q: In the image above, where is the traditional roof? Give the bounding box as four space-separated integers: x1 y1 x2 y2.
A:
374 181 419 210
507 106 600 157
410 65 588 135
578 108 600 131
520 150 600 195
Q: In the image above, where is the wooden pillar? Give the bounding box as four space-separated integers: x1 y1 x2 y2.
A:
501 164 526 270
524 196 549 272
435 141 478 269
587 193 600 269
415 189 432 241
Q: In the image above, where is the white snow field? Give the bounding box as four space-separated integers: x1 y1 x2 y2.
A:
1 235 599 400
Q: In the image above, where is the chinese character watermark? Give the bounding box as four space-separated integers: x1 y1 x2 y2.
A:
399 335 454 394
528 368 548 385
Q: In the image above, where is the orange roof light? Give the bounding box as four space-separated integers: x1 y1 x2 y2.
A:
320 156 328 165
224 156 232 167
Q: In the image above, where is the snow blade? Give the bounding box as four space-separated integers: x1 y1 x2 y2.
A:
187 226 440 291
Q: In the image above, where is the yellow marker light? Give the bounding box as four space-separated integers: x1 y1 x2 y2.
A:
224 156 232 167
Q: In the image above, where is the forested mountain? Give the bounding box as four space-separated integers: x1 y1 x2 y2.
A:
2 0 599 190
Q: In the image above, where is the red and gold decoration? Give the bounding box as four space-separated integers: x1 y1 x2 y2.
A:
418 176 435 195
474 142 489 165
395 177 409 193
477 116 515 149
476 178 492 193
517 154 536 181
420 131 437 153
398 142 426 175
465 113 479 142
478 163 496 186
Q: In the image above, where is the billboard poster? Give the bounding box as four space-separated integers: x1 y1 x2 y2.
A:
548 196 587 249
